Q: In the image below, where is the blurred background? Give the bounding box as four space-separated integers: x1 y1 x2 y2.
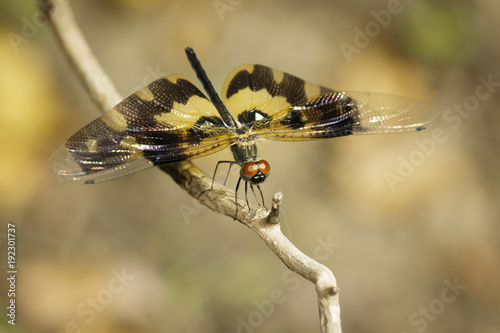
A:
1 0 499 332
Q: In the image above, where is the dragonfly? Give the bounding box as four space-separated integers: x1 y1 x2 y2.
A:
48 47 440 214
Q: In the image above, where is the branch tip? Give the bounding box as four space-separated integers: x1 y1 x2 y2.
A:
266 191 283 224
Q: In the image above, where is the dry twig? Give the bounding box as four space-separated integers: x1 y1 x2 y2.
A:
38 0 342 331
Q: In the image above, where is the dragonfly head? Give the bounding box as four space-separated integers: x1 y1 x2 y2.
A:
240 160 271 184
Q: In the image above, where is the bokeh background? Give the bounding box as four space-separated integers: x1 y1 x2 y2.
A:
1 0 499 332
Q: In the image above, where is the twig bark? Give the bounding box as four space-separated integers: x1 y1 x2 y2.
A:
38 1 342 331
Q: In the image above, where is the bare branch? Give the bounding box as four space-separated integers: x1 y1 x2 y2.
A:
38 0 121 111
39 0 342 331
249 210 341 332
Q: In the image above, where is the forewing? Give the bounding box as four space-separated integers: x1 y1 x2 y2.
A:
221 64 333 127
48 75 234 183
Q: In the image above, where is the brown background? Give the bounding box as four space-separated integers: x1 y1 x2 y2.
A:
1 0 499 332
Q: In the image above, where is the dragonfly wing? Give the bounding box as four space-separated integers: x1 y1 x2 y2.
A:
48 75 235 183
252 91 440 141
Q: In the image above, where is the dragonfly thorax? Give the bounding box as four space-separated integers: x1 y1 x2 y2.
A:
230 135 258 165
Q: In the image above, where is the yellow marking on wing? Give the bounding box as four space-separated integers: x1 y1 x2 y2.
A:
180 137 234 160
272 68 284 84
239 64 255 74
259 132 325 141
101 109 128 132
85 139 98 152
224 87 291 119
166 74 188 84
304 81 322 99
119 135 144 158
154 95 220 129
135 86 155 102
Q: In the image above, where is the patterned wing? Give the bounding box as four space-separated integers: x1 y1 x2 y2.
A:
221 65 440 141
253 91 441 141
221 64 333 129
48 75 235 183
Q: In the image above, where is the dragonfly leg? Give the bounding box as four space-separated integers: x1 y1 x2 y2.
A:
212 160 236 190
244 181 250 209
256 184 267 210
235 176 242 218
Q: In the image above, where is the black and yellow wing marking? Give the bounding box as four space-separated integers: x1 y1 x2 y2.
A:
48 75 235 184
49 61 439 184
221 65 440 141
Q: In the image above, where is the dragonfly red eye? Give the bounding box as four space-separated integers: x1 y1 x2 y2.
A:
258 160 270 175
240 160 271 183
241 162 259 178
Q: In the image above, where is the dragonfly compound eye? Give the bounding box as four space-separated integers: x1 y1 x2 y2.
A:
257 160 271 176
240 160 271 184
241 162 259 181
